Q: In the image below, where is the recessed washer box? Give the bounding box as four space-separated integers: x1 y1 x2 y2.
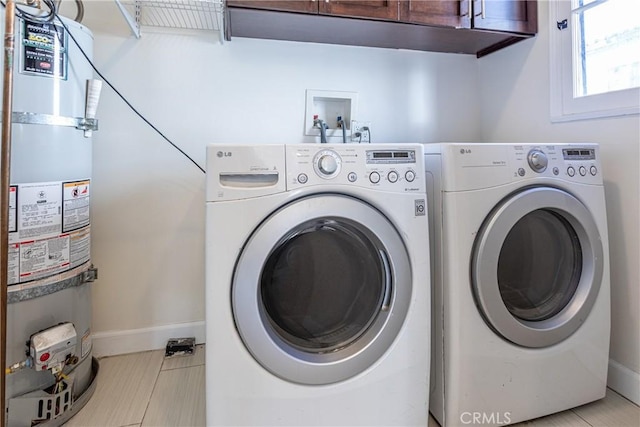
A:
305 90 358 138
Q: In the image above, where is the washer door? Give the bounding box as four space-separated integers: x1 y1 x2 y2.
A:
472 186 604 348
233 194 412 385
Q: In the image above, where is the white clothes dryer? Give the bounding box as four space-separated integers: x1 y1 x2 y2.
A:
205 143 431 426
424 143 610 426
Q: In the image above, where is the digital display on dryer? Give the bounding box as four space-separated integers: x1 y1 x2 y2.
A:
563 148 595 160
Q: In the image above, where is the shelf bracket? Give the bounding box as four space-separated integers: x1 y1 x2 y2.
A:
114 0 141 39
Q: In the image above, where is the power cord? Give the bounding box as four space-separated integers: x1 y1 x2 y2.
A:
361 126 371 144
1 2 206 174
54 14 206 174
353 127 371 144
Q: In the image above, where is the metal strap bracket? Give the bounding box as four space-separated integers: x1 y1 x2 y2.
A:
81 266 98 283
7 111 99 132
76 117 99 131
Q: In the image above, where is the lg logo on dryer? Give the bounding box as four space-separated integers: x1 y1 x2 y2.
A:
460 148 472 154
217 151 232 158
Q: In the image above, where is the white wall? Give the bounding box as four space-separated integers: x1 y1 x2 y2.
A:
73 2 481 355
477 1 640 404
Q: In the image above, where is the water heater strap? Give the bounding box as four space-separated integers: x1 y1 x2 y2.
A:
5 111 98 132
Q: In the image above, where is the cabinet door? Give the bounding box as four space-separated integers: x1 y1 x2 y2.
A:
472 0 537 34
400 0 471 28
319 0 398 21
227 0 317 13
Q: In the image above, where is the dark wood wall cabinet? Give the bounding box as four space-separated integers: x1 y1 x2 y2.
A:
225 0 537 57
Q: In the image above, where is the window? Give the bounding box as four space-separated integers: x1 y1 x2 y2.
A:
550 0 640 121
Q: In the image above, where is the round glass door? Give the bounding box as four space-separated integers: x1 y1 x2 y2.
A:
498 210 583 322
260 219 386 353
472 187 604 348
233 194 412 385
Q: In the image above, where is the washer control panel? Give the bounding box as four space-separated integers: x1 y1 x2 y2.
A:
287 144 424 193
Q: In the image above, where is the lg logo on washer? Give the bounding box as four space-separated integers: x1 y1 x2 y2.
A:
459 412 512 425
216 151 232 158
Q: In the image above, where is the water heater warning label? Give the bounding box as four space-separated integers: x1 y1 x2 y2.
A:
9 186 17 233
15 181 62 240
63 180 90 232
8 180 90 286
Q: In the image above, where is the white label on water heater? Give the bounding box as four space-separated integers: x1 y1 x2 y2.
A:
9 186 17 232
8 180 91 285
8 244 19 285
70 226 91 267
14 181 62 242
63 180 91 232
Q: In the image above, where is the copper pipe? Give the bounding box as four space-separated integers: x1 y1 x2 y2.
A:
1 2 15 426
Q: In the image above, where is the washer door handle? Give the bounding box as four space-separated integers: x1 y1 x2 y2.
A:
380 249 392 312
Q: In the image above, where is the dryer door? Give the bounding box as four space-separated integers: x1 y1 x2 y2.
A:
472 186 604 348
233 194 412 385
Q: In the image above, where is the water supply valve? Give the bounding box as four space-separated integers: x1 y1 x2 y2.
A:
29 323 77 373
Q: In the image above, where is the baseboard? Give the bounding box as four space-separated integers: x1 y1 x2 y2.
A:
608 358 640 405
91 325 640 406
92 321 206 358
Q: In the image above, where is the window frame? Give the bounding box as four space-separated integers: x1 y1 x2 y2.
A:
549 0 640 122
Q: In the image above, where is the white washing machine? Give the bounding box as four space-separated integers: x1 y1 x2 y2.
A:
424 143 610 426
205 143 431 426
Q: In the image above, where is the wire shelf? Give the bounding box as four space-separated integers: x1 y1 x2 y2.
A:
114 0 224 42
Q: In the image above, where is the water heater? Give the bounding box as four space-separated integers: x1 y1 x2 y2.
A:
1 7 99 426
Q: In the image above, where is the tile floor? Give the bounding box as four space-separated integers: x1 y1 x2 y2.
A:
66 346 205 427
66 345 639 426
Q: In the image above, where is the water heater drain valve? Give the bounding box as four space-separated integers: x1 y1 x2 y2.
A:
29 323 78 374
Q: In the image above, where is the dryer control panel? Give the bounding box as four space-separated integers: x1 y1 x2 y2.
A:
286 144 425 194
437 143 603 192
510 144 602 185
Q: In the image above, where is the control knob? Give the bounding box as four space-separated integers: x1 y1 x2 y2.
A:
314 150 341 178
319 155 338 175
527 149 548 173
